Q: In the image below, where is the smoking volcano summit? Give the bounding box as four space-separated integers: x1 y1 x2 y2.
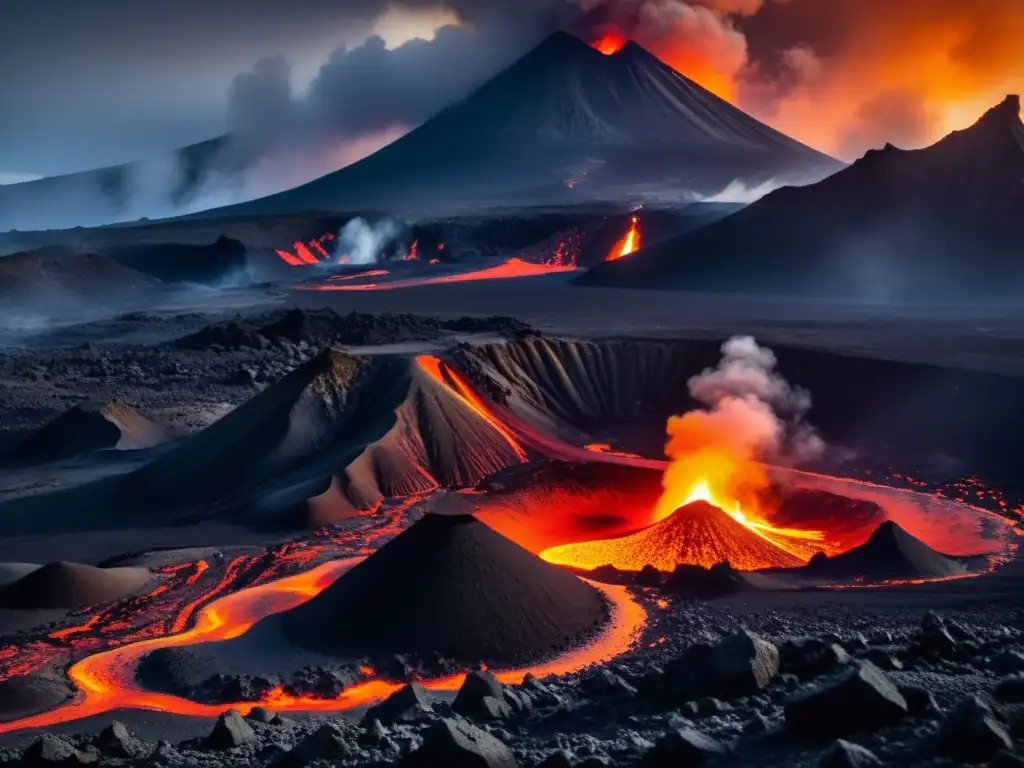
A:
198 32 840 219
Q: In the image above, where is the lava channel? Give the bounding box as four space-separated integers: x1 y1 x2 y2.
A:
0 558 644 734
298 257 577 292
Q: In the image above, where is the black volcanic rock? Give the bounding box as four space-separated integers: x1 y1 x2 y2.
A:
194 33 838 219
105 237 247 285
284 513 609 666
582 95 1024 300
784 662 908 738
804 521 964 581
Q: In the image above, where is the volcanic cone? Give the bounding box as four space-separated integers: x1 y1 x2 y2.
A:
806 521 965 580
5 400 168 463
284 513 609 666
0 562 154 609
541 500 803 572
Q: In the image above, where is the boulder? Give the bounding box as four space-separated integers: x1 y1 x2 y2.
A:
20 734 96 766
580 668 636 698
897 684 940 717
640 727 726 767
935 694 1013 762
781 637 853 680
536 750 573 768
453 671 513 721
363 682 434 726
279 723 354 766
246 706 279 724
206 708 256 749
400 718 518 768
818 739 882 767
862 649 902 672
994 675 1024 703
993 650 1024 675
93 721 139 758
663 630 779 702
785 662 908 738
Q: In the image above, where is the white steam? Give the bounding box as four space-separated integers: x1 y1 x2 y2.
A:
700 178 784 204
685 335 824 464
332 217 400 264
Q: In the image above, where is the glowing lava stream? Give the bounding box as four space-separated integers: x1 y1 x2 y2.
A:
0 559 644 734
297 258 577 292
606 217 641 261
415 355 529 462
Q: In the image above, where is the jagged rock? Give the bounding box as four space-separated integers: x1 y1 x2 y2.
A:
936 694 1013 761
918 627 958 656
994 675 1024 703
785 662 908 738
246 706 279 723
522 674 563 708
536 750 573 768
637 565 663 586
278 723 354 766
502 687 532 717
781 638 853 680
840 635 869 654
742 712 772 734
663 630 779 702
454 671 513 720
400 717 518 767
93 721 139 757
581 668 636 698
363 683 434 726
898 684 941 717
863 649 902 671
640 727 726 767
358 719 392 749
818 739 882 767
993 650 1024 675
695 697 732 717
921 611 945 632
20 734 96 766
206 708 256 749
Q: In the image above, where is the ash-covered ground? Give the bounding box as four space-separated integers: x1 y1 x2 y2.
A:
0 281 1023 768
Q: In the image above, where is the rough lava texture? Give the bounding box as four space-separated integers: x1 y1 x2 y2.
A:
285 513 610 666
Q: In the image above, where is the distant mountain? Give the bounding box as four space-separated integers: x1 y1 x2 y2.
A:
0 137 233 232
196 32 840 218
580 95 1024 300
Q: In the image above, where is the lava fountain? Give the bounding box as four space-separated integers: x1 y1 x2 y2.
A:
606 216 641 261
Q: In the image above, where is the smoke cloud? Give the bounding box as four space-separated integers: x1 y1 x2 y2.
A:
332 217 401 265
653 336 823 522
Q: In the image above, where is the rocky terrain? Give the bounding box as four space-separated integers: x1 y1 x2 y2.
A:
3 599 1024 767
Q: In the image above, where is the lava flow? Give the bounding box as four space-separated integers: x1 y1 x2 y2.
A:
0 558 644 734
299 257 577 292
415 355 529 462
606 216 640 261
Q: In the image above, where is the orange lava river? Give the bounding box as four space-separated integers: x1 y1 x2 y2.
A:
297 258 577 292
0 558 645 734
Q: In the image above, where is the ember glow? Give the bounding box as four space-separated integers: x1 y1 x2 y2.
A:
592 32 627 56
273 232 337 266
405 240 419 261
606 216 640 261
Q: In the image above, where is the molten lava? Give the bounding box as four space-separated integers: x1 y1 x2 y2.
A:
0 557 644 735
405 240 419 261
415 355 529 462
299 257 577 292
606 217 641 261
593 33 627 56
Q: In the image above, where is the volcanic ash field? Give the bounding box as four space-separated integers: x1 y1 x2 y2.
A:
0 328 1020 768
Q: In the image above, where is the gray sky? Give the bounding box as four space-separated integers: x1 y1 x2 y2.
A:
0 1 463 176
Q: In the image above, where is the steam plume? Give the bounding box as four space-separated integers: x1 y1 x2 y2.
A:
653 336 823 522
332 217 400 264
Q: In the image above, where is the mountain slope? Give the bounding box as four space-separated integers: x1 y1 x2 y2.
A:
580 95 1024 299
805 521 965 580
197 33 840 218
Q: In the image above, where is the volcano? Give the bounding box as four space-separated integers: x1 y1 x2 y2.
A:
284 513 609 665
121 350 525 526
194 33 838 219
805 521 966 581
541 500 804 572
581 95 1024 299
